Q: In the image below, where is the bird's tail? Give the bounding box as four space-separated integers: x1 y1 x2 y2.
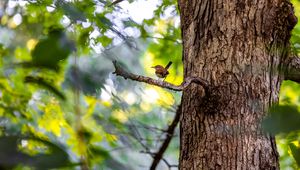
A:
165 61 172 70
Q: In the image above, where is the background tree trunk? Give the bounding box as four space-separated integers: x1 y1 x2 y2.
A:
178 0 297 169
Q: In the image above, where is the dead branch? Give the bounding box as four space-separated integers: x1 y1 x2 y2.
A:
112 61 209 92
149 104 181 170
127 122 176 170
108 0 125 7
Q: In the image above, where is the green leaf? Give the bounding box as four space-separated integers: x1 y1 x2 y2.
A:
95 14 113 33
78 27 93 47
89 146 109 158
31 29 74 70
262 105 300 134
97 36 113 47
289 143 300 167
15 47 31 61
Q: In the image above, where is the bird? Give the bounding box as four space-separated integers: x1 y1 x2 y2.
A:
151 61 172 80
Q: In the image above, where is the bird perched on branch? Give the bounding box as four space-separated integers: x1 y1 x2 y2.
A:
151 61 172 80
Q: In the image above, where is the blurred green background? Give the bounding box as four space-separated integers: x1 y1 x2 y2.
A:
0 0 299 169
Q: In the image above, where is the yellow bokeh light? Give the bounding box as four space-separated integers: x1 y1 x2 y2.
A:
291 141 299 147
112 109 128 123
100 100 112 107
140 102 152 112
157 90 175 106
106 133 118 142
143 51 155 74
26 39 38 51
8 19 17 29
1 15 8 25
154 19 168 33
0 108 4 116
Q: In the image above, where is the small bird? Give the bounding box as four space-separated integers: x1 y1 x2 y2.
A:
151 61 172 80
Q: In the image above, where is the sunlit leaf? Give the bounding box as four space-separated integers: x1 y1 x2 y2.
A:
15 47 31 61
38 101 67 136
78 27 93 48
97 36 113 47
289 143 300 167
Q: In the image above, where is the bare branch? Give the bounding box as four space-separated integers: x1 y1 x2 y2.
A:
149 104 181 170
284 56 300 82
127 123 176 169
108 0 125 7
112 61 209 92
140 151 178 169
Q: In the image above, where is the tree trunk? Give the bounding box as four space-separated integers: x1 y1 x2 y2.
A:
178 0 297 169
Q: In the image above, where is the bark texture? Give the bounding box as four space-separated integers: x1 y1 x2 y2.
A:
178 0 297 169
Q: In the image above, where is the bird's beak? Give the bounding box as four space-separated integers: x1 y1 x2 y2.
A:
151 66 155 68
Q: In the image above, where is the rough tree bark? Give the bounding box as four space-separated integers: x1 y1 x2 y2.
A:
178 0 297 169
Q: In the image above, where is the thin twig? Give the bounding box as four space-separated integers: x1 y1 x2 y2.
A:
149 104 181 170
108 0 125 7
135 121 169 133
127 122 176 169
112 60 209 92
140 151 178 169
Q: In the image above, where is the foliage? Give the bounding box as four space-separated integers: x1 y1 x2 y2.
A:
263 105 300 134
267 80 300 169
0 0 181 169
0 135 71 169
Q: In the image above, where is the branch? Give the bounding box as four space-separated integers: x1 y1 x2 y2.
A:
112 61 209 92
127 123 176 169
108 0 125 7
149 104 182 170
140 151 178 169
284 56 300 82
